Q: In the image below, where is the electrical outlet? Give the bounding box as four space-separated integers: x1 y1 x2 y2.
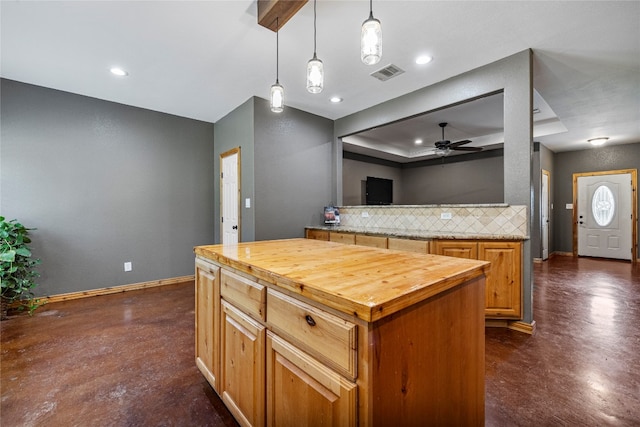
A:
124 262 132 272
361 212 369 218
441 212 452 220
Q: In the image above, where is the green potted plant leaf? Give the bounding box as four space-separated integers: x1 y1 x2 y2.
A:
0 216 43 319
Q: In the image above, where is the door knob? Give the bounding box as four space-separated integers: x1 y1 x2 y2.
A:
579 221 584 225
232 225 238 230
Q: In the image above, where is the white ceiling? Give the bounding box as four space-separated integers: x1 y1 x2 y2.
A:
2 1 639 157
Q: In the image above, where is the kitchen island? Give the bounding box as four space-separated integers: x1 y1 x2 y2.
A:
195 238 489 426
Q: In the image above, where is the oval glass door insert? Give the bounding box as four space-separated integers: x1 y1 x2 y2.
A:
591 185 615 226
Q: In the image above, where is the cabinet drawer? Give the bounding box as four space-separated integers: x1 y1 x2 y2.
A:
267 289 357 379
306 229 329 241
387 238 429 254
221 269 266 321
329 232 356 245
355 234 387 248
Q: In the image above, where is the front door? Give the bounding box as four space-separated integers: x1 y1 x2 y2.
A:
220 148 240 245
576 172 632 260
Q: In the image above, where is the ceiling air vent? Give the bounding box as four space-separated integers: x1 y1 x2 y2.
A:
370 64 405 81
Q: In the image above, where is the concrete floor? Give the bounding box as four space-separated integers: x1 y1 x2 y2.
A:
1 256 639 426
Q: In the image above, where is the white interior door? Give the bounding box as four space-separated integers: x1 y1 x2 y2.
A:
577 173 632 260
221 148 240 245
541 170 550 260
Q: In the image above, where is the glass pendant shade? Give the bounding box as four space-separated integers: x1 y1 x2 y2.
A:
361 13 382 65
270 82 284 113
306 55 324 93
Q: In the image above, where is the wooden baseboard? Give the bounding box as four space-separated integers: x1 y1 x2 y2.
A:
485 319 536 335
507 320 536 335
37 275 195 305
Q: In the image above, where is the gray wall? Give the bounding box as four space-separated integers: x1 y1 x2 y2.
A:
1 79 215 297
553 142 640 254
213 98 255 243
254 97 333 240
342 155 403 205
401 153 504 204
343 152 503 205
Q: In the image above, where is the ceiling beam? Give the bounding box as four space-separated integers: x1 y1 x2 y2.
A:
258 0 308 31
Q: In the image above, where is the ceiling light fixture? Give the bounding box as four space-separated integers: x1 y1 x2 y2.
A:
415 55 432 65
414 139 423 145
110 67 128 77
270 17 284 113
588 137 609 146
306 0 323 93
330 97 343 103
361 0 382 65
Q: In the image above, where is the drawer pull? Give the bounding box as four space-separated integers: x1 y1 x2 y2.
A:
305 315 316 327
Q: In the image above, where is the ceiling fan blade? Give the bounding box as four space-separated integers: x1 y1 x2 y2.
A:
449 139 472 148
451 146 483 152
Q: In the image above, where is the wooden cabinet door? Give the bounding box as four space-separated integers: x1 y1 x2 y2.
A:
195 258 220 391
266 332 357 427
433 240 478 259
220 300 266 427
478 242 522 319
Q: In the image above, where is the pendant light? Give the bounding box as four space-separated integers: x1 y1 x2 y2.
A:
361 0 382 65
270 17 284 113
306 0 323 93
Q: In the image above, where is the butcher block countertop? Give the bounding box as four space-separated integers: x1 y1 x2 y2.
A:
194 238 489 323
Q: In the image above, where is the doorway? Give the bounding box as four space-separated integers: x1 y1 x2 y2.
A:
220 147 241 245
541 170 550 260
573 169 637 261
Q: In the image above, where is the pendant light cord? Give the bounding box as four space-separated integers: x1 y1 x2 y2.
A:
276 17 279 83
313 0 317 56
369 0 374 19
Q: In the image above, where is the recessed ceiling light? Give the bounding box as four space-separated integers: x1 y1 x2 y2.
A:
330 97 343 103
415 55 433 65
414 139 423 145
110 67 128 77
588 137 609 146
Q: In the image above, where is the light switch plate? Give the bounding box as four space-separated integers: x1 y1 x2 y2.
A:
565 203 573 210
245 198 251 208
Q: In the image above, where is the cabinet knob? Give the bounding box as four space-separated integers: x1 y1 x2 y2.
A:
305 315 316 327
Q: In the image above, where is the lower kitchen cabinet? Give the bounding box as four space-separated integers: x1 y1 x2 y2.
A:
479 241 522 318
433 239 523 319
195 258 220 391
266 332 357 427
220 300 266 427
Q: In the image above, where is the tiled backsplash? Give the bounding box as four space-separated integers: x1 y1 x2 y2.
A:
338 205 528 237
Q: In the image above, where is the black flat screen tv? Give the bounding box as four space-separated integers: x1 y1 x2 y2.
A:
366 176 393 205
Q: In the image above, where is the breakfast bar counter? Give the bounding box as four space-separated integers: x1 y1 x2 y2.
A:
194 238 489 426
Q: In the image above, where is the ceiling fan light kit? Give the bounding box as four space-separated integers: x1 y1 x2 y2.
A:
361 0 382 65
306 0 324 94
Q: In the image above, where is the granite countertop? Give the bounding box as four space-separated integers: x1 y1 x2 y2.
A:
306 225 528 241
195 239 489 322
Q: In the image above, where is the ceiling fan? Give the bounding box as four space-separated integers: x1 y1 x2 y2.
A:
432 122 482 156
